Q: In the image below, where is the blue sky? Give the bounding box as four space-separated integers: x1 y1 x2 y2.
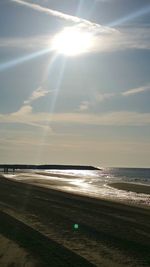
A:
0 0 150 167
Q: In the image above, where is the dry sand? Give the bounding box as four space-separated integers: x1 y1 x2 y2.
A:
0 234 41 267
0 175 150 267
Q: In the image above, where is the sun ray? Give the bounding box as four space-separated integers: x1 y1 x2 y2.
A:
0 48 52 73
109 5 150 27
35 55 66 163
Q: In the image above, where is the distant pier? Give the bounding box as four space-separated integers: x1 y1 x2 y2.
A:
0 164 100 173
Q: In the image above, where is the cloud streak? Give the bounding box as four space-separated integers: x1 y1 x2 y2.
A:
79 101 90 111
11 0 113 33
8 105 52 130
7 0 150 56
24 87 52 104
78 83 150 113
0 35 53 49
5 1 150 54
11 0 83 23
7 0 122 56
1 27 150 53
0 106 150 127
96 92 115 102
122 85 150 96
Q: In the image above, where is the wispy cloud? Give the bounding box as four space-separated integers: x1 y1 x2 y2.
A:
96 92 115 102
6 105 52 130
54 111 150 126
78 92 115 112
118 27 150 50
11 0 111 31
2 27 150 52
0 35 53 49
122 85 150 96
24 87 52 104
0 107 150 127
11 0 120 52
79 101 90 111
79 81 150 112
11 0 82 23
78 83 150 113
7 1 150 54
11 105 32 116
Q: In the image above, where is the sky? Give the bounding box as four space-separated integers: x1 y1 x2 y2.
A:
0 0 150 167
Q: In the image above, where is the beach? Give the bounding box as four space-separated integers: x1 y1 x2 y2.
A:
108 182 150 195
0 174 150 267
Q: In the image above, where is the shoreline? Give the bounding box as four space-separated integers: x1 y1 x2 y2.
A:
2 172 150 210
108 182 150 195
4 171 150 209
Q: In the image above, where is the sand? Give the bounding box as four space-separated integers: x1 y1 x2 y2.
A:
0 234 41 267
108 182 150 195
0 175 150 267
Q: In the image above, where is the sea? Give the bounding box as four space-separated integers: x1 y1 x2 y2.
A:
1 167 150 207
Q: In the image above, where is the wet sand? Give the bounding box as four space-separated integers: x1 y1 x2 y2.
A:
0 175 150 267
108 182 150 195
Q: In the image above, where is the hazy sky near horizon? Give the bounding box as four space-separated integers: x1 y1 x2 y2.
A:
0 0 150 167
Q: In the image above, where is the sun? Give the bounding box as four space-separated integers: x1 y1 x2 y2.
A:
52 27 93 56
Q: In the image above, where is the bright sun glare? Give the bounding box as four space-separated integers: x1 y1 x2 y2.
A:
52 27 93 56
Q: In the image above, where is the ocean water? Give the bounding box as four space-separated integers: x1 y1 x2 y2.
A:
1 167 150 207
